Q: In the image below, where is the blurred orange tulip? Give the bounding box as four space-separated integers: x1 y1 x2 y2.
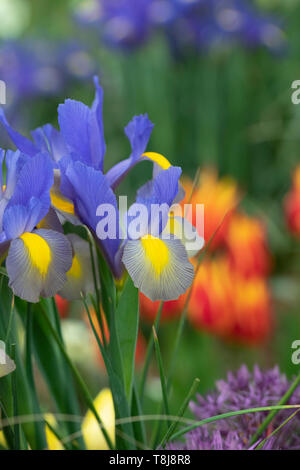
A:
182 169 239 250
224 212 271 278
55 294 70 318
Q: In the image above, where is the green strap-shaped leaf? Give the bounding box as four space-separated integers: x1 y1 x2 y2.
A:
115 277 139 405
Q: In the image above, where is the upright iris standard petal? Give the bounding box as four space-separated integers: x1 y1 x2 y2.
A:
7 152 53 206
125 113 154 160
105 114 154 189
122 235 194 301
58 76 106 170
3 150 29 200
58 233 94 300
6 228 72 303
134 166 182 236
30 124 69 163
60 161 122 277
136 166 181 208
0 110 67 164
0 109 38 156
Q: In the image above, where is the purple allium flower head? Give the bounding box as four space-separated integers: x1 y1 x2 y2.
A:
167 365 300 450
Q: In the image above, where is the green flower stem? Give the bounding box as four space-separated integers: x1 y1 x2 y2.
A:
41 305 114 450
25 304 47 449
51 297 63 342
87 233 108 349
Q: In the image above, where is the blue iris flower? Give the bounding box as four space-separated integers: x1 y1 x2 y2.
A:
0 78 164 272
0 77 202 300
0 149 73 302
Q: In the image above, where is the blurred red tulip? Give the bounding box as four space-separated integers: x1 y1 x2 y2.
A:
139 292 187 323
284 166 300 237
55 295 69 318
188 257 272 344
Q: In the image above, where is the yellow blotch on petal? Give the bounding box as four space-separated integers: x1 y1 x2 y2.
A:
50 188 75 215
67 255 82 279
142 152 171 170
82 388 115 450
20 232 51 277
141 235 169 276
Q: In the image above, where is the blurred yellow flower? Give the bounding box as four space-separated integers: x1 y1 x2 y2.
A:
45 414 64 451
82 388 115 450
0 431 7 448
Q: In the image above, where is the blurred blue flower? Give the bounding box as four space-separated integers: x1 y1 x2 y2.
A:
167 365 300 450
75 0 286 54
0 39 97 109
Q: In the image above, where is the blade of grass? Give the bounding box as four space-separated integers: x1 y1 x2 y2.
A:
10 344 21 449
25 304 47 449
0 400 15 449
160 377 200 448
139 301 163 403
40 303 114 450
96 250 135 450
5 295 14 344
131 382 147 446
169 405 300 443
43 417 76 450
255 408 300 450
30 299 84 449
152 327 171 430
51 297 63 341
115 277 139 405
